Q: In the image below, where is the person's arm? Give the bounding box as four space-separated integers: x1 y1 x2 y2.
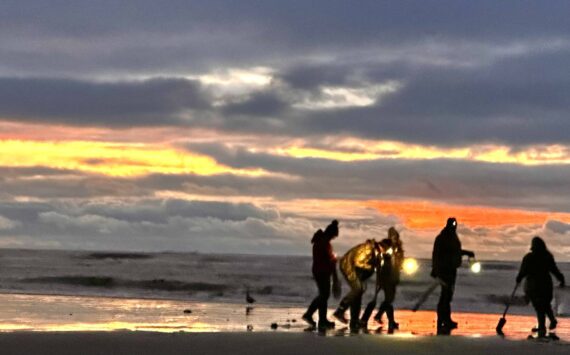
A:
375 256 383 292
461 249 475 258
395 246 404 270
431 237 441 278
549 255 566 287
327 243 337 264
330 244 342 298
516 256 529 284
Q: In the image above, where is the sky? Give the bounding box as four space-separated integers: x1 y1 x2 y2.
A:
1 1 570 260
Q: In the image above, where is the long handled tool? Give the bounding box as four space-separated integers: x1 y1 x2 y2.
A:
412 277 447 312
496 283 519 335
361 288 381 324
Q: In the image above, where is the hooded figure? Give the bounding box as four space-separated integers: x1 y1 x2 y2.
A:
431 217 474 333
333 239 382 330
302 220 340 330
516 236 565 337
374 227 405 330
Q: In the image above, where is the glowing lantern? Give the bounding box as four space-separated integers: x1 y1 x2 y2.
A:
470 261 482 274
403 258 419 275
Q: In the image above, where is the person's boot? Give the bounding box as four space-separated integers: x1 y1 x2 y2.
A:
317 319 335 330
373 313 384 324
333 308 348 324
349 319 362 332
301 312 316 327
437 321 451 335
536 327 547 338
374 304 385 324
386 305 399 331
549 319 558 330
442 319 458 329
388 321 399 331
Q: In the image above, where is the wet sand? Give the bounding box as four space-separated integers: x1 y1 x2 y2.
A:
0 293 568 354
1 332 570 355
0 293 568 339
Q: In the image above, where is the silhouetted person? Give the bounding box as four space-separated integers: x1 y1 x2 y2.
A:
431 217 474 334
516 236 565 338
302 220 340 330
374 227 405 331
333 239 383 331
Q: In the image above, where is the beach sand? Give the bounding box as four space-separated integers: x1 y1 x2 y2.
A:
1 332 569 355
0 293 568 354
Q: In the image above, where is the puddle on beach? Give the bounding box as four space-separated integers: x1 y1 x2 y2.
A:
0 293 567 341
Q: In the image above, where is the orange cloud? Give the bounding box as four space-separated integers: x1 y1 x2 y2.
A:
367 200 570 229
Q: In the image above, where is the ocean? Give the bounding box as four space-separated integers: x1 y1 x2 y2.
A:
0 249 568 317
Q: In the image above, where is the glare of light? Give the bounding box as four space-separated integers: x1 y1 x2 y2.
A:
470 261 482 274
386 248 393 255
403 258 419 275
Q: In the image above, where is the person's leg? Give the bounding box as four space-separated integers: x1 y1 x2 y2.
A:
303 274 325 326
316 274 332 327
349 279 365 330
545 306 557 330
383 284 398 329
437 284 450 323
306 296 318 315
544 293 557 330
437 282 456 330
374 287 387 323
531 298 547 337
334 272 359 324
349 291 363 329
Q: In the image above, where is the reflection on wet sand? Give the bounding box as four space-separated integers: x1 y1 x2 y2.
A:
0 293 567 341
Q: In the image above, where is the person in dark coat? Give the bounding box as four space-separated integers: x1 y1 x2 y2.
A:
302 220 340 330
516 236 565 337
374 227 405 330
431 217 474 333
333 239 383 331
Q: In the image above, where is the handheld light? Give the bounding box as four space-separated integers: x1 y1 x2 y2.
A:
403 258 419 275
470 261 482 273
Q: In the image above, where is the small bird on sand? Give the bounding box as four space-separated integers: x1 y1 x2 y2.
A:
246 289 256 304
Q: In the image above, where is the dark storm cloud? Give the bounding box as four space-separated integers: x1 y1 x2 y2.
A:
1 2 570 146
1 1 569 72
221 92 289 117
545 220 570 235
293 50 570 146
279 63 357 91
0 77 209 126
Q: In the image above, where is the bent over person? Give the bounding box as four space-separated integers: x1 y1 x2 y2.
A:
302 220 340 330
516 236 565 338
333 239 382 331
431 217 474 334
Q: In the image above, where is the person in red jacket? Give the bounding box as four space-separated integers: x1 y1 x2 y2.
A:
302 220 341 330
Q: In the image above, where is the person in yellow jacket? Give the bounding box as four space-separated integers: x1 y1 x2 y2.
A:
333 239 383 330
